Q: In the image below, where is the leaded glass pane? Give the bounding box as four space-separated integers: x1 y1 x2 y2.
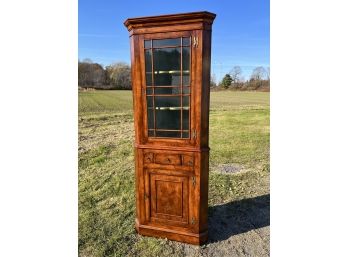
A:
153 38 181 47
145 50 152 86
144 37 192 139
153 48 181 86
156 131 181 138
154 87 180 95
144 40 151 48
183 37 190 45
155 109 181 130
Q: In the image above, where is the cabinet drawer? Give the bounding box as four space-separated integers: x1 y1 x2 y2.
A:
143 151 195 169
155 153 181 165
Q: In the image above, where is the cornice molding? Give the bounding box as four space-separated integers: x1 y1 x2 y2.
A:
124 11 216 32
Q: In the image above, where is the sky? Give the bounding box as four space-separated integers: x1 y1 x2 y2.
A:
78 0 269 82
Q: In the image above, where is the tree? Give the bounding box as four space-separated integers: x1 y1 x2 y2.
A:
229 66 242 84
91 63 106 86
105 62 131 89
220 74 232 89
266 67 270 80
78 61 106 87
250 66 266 81
248 66 270 90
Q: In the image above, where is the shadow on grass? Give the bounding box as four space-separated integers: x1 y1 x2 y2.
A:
208 194 270 242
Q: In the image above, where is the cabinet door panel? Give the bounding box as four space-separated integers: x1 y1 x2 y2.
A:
145 170 190 227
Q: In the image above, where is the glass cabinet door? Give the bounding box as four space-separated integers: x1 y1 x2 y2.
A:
144 37 191 139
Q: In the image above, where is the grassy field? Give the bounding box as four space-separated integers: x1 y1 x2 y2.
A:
79 90 270 257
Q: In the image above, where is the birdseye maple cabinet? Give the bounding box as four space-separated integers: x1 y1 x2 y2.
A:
124 11 216 245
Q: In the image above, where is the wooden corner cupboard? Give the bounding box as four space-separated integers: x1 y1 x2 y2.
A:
124 11 216 245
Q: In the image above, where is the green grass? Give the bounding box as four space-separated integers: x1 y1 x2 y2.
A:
79 90 269 257
79 90 133 115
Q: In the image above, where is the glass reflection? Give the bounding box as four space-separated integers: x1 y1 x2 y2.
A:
153 38 181 47
153 48 181 86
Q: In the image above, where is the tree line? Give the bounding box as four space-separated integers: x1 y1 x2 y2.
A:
78 59 269 91
212 66 270 91
78 59 131 89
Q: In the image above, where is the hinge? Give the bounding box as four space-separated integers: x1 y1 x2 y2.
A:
191 217 196 225
191 176 196 187
192 129 197 139
192 36 199 48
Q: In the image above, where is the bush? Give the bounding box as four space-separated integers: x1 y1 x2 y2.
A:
220 74 232 89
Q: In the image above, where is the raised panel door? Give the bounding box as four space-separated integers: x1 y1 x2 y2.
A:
144 169 191 228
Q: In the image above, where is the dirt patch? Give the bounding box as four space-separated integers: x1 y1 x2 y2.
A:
218 163 244 174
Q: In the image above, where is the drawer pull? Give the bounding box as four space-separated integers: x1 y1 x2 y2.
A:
154 154 181 165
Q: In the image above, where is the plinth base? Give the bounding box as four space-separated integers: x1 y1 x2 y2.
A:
135 219 208 245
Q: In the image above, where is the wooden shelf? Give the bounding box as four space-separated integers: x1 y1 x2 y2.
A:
154 107 189 111
145 70 189 74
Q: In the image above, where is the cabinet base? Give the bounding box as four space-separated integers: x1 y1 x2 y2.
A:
135 219 208 245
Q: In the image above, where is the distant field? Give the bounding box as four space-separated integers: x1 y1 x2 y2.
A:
78 90 270 257
78 90 269 115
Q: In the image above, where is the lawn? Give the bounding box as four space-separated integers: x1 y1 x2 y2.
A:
78 90 270 257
